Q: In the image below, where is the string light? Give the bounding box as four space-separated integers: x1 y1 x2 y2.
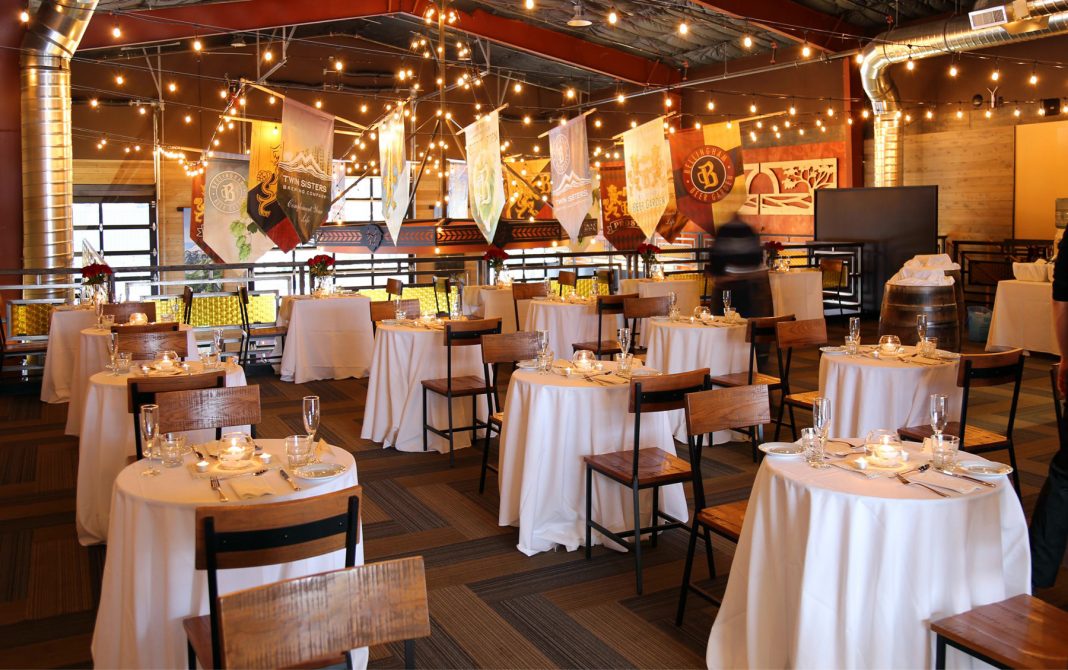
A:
269 95 276 105
925 109 934 119
335 59 344 72
192 38 202 52
948 64 959 77
678 21 688 35
513 81 523 93
167 82 177 93
749 102 757 113
707 99 715 111
565 88 576 100
956 106 964 119
315 99 323 109
984 109 992 118
1029 65 1039 85
1014 106 1021 117
263 49 273 62
184 114 192 123
115 73 125 86
617 92 625 104
111 24 121 38
525 0 534 9
991 65 1000 81
906 54 915 71
854 52 863 64
608 9 618 24
801 38 812 58
19 9 29 22
523 115 531 125
742 34 753 49
594 118 602 128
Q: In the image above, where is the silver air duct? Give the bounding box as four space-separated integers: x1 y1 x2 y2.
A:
20 0 98 296
859 0 1068 187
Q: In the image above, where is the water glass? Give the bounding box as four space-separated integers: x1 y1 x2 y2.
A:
115 351 132 374
202 351 220 369
615 352 634 375
536 350 554 374
159 433 186 468
102 314 115 330
723 307 738 322
844 334 860 355
930 393 948 436
302 396 321 442
919 336 938 357
212 328 224 355
140 404 160 477
536 329 550 354
394 297 407 322
801 427 826 468
284 435 314 468
617 327 632 355
930 434 960 470
916 314 928 342
668 291 677 310
722 290 732 312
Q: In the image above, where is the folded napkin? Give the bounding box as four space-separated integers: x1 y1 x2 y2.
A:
887 268 955 286
229 477 276 499
828 460 881 479
910 469 978 494
1012 261 1050 282
904 254 960 271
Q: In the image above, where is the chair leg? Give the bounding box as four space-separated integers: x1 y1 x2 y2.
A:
446 394 455 467
749 426 759 462
703 526 716 579
632 480 643 595
774 399 786 441
651 486 660 547
788 404 799 441
675 520 700 626
187 640 196 670
935 634 946 670
479 425 492 494
584 464 593 560
421 387 429 452
1007 441 1022 498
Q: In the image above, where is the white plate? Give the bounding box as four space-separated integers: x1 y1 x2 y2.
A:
937 351 961 360
820 346 847 354
759 442 805 457
624 367 659 377
293 462 348 480
517 359 537 369
954 461 1013 478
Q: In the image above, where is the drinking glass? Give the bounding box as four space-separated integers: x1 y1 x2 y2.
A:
668 291 677 310
302 396 321 442
844 334 860 355
617 327 632 356
536 329 550 355
202 351 220 370
536 350 554 375
394 297 407 322
930 393 948 436
812 396 831 441
848 316 861 340
159 433 186 468
102 314 115 330
722 290 732 313
615 352 634 375
930 434 960 470
916 314 928 342
212 328 224 355
284 435 314 468
115 351 132 374
140 404 160 477
107 333 119 374
801 427 826 468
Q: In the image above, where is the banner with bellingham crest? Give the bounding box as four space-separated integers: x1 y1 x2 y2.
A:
668 123 745 232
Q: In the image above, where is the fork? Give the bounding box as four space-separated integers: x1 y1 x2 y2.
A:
895 471 949 497
209 476 230 503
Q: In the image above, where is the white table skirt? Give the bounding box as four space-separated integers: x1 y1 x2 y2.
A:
769 269 825 320
41 308 96 403
280 295 375 383
986 279 1059 355
497 366 688 555
619 278 703 345
462 285 522 333
819 351 963 439
360 324 487 453
65 325 199 437
523 299 621 360
644 318 749 443
75 361 248 546
706 444 1029 669
91 440 365 670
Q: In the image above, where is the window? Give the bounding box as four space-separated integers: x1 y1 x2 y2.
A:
73 194 157 300
341 176 384 223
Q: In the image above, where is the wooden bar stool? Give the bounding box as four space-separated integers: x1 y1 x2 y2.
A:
931 595 1068 669
479 331 540 494
572 293 636 359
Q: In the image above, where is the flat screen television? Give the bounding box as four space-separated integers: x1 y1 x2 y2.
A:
814 185 939 313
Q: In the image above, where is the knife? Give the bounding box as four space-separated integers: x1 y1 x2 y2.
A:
279 469 301 491
935 468 997 488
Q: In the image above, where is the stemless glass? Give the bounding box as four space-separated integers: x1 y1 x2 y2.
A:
930 393 948 436
801 427 826 468
916 314 928 343
212 328 224 355
302 395 321 442
140 404 160 477
115 351 132 374
722 290 732 313
617 327 632 356
931 434 960 470
284 435 314 468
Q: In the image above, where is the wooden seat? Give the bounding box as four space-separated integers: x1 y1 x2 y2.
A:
571 293 634 359
585 368 711 595
820 257 847 316
708 371 781 388
127 370 227 459
931 595 1068 669
0 316 47 379
422 318 502 467
511 281 549 331
897 348 1025 495
111 321 180 334
386 277 405 300
214 558 430 669
183 486 362 670
116 330 191 361
784 389 822 409
676 384 770 624
773 318 828 440
557 270 577 295
155 385 261 438
479 332 540 493
102 301 157 323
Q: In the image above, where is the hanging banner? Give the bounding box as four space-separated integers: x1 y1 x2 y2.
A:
190 172 223 262
203 156 275 263
502 159 552 221
621 117 670 239
328 161 347 223
463 110 506 242
278 98 335 243
549 116 594 243
670 127 725 234
378 109 410 244
702 120 746 228
599 161 644 250
247 120 301 252
447 161 469 219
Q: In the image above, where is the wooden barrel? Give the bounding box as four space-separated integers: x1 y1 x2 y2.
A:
879 282 961 352
945 268 967 335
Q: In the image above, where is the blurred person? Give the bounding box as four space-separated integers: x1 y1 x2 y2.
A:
707 219 773 318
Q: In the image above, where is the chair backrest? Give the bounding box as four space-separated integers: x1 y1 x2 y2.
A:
819 258 845 275
596 269 618 294
746 314 795 345
102 301 157 323
195 485 363 669
957 348 1025 442
127 370 227 459
557 270 577 291
116 330 190 360
481 331 539 366
182 286 194 324
445 318 501 347
775 318 828 350
432 276 452 316
597 293 634 316
629 369 711 414
216 557 429 670
156 385 261 434
623 296 670 320
685 384 771 438
511 281 549 329
386 278 404 297
111 321 180 334
369 299 420 324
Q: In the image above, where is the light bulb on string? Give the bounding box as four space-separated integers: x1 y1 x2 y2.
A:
949 64 958 77
1029 65 1039 85
801 38 812 58
854 52 863 64
707 99 715 111
193 38 202 52
184 114 192 123
115 73 125 86
19 9 29 22
315 100 323 109
1014 106 1021 117
678 21 688 35
608 9 617 25
906 54 915 71
749 102 757 114
991 65 1000 81
565 88 576 100
925 109 934 119
524 0 534 9
514 81 523 93
743 34 753 49
111 23 121 38
617 92 625 104
263 49 273 62
167 82 177 93
269 95 276 105
956 106 964 119
984 109 992 118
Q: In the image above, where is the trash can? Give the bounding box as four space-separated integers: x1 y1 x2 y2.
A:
967 305 992 343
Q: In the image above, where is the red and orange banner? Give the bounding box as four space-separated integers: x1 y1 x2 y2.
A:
247 120 300 252
599 162 644 250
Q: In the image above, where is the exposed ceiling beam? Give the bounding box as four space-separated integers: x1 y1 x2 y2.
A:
687 0 871 52
80 0 679 86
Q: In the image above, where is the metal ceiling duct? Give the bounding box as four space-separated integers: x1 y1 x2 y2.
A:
20 0 98 296
859 0 1068 187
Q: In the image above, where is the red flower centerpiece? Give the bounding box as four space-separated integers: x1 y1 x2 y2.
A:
763 240 785 259
307 254 335 294
81 262 114 286
636 242 661 277
483 245 510 279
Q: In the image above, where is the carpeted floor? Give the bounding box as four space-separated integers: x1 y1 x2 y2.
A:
0 321 1064 669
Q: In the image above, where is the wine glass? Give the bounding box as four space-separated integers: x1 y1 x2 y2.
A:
140 404 160 477
848 316 861 340
930 394 948 436
916 314 928 343
812 396 831 442
668 291 677 310
536 329 549 355
212 328 224 355
617 327 632 356
302 395 321 442
722 290 732 313
107 333 118 375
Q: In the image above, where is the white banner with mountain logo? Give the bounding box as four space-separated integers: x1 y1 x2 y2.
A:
549 116 593 243
463 110 506 242
621 117 670 239
202 156 274 263
378 109 409 245
278 99 334 242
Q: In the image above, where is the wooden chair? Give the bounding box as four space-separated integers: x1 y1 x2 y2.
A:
511 281 549 331
0 318 47 379
432 276 452 317
102 301 157 323
622 295 671 355
111 321 180 334
775 318 829 441
479 331 540 493
584 369 711 594
127 370 227 459
156 385 261 440
214 557 429 670
676 384 770 623
369 299 421 332
571 293 636 359
238 287 286 365
820 257 846 316
183 486 363 670
422 318 502 467
182 286 194 324
931 595 1068 669
116 330 191 361
557 270 577 295
898 348 1026 495
596 268 618 294
386 278 405 300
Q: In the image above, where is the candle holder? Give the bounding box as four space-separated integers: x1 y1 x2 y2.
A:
865 428 903 467
128 312 148 325
217 432 255 469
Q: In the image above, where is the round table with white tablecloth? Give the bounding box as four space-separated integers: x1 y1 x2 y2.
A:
40 307 96 403
91 440 365 670
819 348 962 439
462 285 522 333
619 277 703 345
523 298 621 360
279 295 375 383
360 322 487 453
768 269 824 320
75 360 248 546
644 317 749 442
65 324 199 436
706 442 1028 669
986 279 1059 355
497 363 687 555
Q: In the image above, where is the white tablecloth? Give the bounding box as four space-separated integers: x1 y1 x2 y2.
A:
819 350 962 439
65 324 199 436
360 323 487 453
769 270 824 320
75 361 248 546
497 365 688 555
619 278 703 345
91 440 365 670
986 279 1059 355
462 285 523 333
706 444 1029 669
644 318 749 442
41 308 96 403
279 295 375 383
523 299 621 360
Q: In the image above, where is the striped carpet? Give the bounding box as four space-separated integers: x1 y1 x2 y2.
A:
0 322 1064 668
